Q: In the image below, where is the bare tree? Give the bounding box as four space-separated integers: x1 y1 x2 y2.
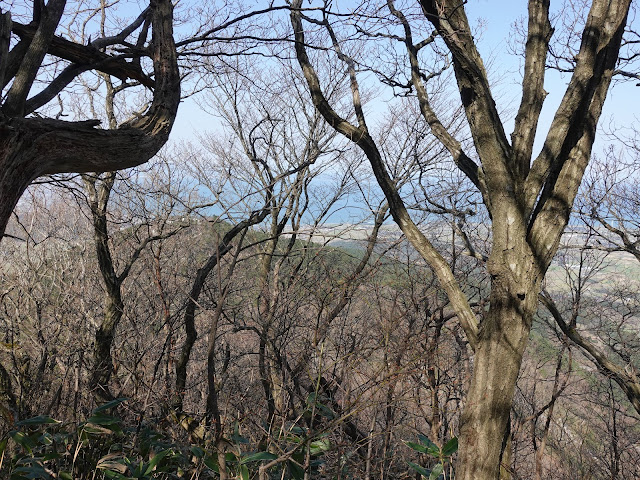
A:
290 0 633 477
0 185 96 425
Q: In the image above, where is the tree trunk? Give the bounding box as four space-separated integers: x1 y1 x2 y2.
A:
205 303 224 433
457 266 539 480
84 173 123 404
0 0 179 240
90 294 122 402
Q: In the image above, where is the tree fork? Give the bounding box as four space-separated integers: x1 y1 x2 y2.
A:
0 0 179 240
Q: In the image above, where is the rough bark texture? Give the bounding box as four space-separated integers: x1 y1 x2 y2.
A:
0 0 179 239
0 10 12 89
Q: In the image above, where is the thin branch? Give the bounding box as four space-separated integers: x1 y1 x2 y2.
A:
10 21 154 88
540 291 640 415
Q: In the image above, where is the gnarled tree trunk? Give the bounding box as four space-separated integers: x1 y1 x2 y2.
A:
0 0 180 239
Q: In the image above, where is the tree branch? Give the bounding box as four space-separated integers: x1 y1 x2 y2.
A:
418 0 512 193
10 21 154 88
3 0 67 117
511 0 553 182
0 0 180 238
291 0 479 349
387 0 485 199
526 0 631 218
0 9 11 89
528 1 631 270
540 291 640 415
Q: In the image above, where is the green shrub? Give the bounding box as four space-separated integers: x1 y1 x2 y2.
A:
406 435 458 480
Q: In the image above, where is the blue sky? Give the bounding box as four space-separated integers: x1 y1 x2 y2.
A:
170 1 639 159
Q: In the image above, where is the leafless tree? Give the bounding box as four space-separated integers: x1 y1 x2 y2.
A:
290 0 634 477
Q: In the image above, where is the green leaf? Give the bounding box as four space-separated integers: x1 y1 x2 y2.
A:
42 452 61 461
239 464 249 480
102 470 129 480
203 454 219 473
143 449 172 476
190 446 205 459
417 435 441 457
15 456 41 466
85 414 121 426
408 461 431 478
224 452 238 463
59 473 73 480
441 437 458 458
0 437 8 456
316 403 335 419
417 434 435 446
15 416 60 427
11 431 35 452
38 432 54 446
288 459 305 480
9 475 30 480
429 463 444 480
92 398 127 414
286 434 302 445
241 451 278 463
406 441 439 458
306 393 335 419
230 423 249 445
11 463 49 479
405 441 428 454
131 460 144 477
309 438 331 456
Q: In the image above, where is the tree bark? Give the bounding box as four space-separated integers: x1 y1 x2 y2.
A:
0 0 179 239
84 172 121 403
458 267 539 479
91 294 123 402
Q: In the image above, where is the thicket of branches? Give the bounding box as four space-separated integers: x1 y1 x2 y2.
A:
1 1 639 479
